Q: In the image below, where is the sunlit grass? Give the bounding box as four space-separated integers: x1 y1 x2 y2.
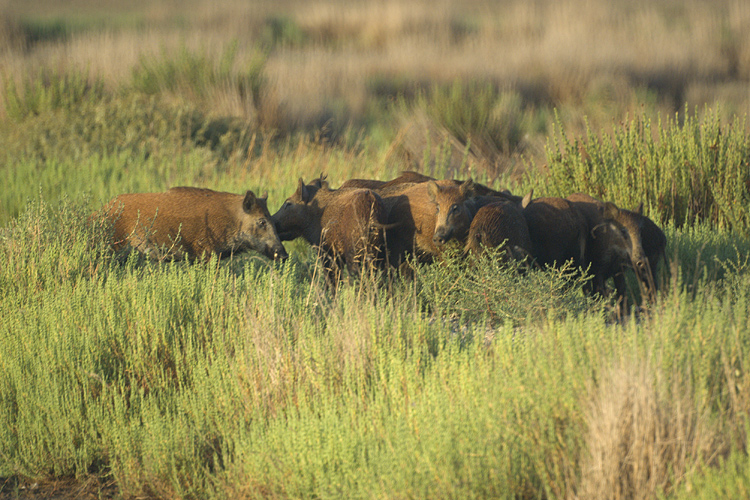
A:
1 0 750 497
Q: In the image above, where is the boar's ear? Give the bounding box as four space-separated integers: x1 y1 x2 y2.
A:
521 190 533 208
460 178 475 198
242 190 258 213
601 201 620 220
297 178 311 203
310 173 327 189
633 202 644 215
427 181 441 202
257 191 269 209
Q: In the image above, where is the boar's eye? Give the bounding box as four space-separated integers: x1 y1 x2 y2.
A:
450 204 459 214
257 219 267 228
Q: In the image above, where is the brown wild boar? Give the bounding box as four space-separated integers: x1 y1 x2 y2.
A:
338 178 386 190
428 179 524 246
380 179 462 265
566 193 665 305
339 171 434 191
272 178 389 278
429 178 477 245
521 193 588 269
464 200 533 262
103 187 288 261
382 178 524 265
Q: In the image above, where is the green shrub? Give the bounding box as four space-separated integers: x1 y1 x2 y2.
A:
417 249 601 325
541 108 750 230
260 16 307 49
412 81 527 157
673 451 750 500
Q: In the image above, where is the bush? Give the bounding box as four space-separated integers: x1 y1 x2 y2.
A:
417 249 601 326
541 108 750 230
397 81 544 174
131 41 268 118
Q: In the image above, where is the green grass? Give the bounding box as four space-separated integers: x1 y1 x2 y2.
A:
1 191 750 498
540 108 750 231
2 18 750 497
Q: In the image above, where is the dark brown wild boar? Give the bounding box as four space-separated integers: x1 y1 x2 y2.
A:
521 193 588 269
633 207 667 296
567 193 666 304
103 187 288 261
272 178 389 278
464 200 533 262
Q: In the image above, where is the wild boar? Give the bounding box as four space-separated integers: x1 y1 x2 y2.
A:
338 178 386 190
428 179 524 246
103 187 288 261
464 200 533 262
380 179 462 265
633 206 668 296
381 178 524 265
521 193 588 269
339 171 433 191
272 178 389 279
566 193 665 304
429 178 478 245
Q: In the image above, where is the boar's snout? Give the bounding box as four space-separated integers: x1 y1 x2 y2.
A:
272 243 289 261
433 228 451 245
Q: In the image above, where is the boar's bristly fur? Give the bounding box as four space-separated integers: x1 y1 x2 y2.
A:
103 187 287 261
567 193 666 307
464 200 532 262
272 178 389 279
521 194 588 270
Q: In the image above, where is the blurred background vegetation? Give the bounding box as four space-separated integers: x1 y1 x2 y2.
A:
2 0 749 208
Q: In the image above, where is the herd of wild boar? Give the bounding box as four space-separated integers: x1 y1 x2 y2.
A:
103 171 667 310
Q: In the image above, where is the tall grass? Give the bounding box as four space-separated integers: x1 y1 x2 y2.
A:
2 197 750 498
2 1 750 497
541 108 750 230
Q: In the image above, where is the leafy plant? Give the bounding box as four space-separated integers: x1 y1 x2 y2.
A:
542 108 750 231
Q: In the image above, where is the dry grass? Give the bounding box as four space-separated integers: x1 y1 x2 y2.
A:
2 0 749 130
578 357 725 500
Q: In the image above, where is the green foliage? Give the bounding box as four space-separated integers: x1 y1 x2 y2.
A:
3 69 106 122
0 195 112 302
542 108 750 230
418 249 601 325
673 451 750 499
260 16 307 49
